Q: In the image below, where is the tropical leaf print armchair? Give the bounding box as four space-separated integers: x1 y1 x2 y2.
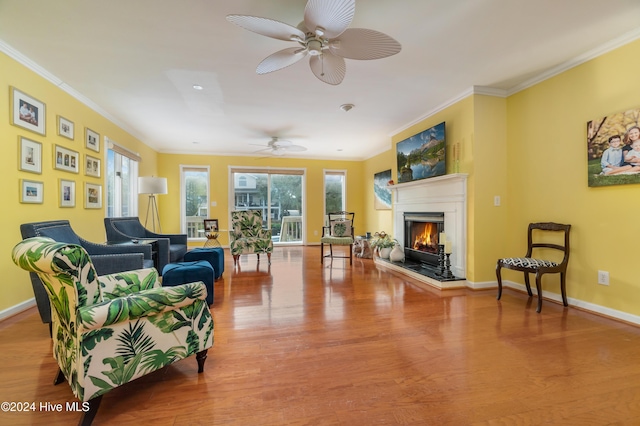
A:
12 237 214 425
229 210 273 265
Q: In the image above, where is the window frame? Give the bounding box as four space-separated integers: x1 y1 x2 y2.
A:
180 165 210 240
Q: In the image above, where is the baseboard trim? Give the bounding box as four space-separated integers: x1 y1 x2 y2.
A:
0 298 36 322
484 280 640 326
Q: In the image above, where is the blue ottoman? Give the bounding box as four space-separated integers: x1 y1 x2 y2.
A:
162 260 214 305
184 247 224 280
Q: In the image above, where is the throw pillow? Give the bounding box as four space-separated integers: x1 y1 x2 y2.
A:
331 220 352 237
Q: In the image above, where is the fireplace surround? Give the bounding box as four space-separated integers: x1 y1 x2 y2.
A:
378 173 467 289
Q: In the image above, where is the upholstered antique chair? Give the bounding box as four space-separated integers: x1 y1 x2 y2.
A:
229 210 273 265
496 222 571 313
21 220 154 335
104 216 188 273
320 211 355 265
12 237 214 426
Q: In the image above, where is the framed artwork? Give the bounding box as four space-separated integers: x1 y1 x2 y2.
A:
10 87 46 135
374 169 392 210
204 219 219 232
57 116 74 140
85 128 100 152
20 179 43 204
85 183 102 209
59 179 75 208
396 121 446 183
19 136 42 174
85 154 101 178
587 107 640 187
54 145 79 173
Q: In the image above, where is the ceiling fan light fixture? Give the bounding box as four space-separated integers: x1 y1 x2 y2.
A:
307 39 323 56
340 103 354 112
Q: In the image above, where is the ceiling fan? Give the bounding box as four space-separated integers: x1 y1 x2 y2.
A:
226 0 401 85
252 137 307 156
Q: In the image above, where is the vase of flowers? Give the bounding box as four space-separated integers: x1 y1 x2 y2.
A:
370 231 396 259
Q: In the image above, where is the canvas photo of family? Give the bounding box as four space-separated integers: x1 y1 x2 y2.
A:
588 107 640 187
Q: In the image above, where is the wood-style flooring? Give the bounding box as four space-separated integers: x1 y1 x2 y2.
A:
2 246 640 425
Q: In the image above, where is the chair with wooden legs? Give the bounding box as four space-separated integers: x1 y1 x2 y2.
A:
321 211 355 265
496 222 571 313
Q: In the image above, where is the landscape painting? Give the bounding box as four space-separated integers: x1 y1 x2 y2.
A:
396 122 446 183
587 107 640 187
373 169 392 210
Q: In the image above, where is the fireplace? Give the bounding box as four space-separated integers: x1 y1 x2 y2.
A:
404 212 444 267
384 173 467 288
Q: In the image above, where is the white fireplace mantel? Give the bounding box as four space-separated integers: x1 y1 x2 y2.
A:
388 173 468 286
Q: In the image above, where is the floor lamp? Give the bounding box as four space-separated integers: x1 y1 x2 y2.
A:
139 177 168 232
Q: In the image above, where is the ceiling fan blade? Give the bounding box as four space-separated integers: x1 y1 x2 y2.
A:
329 28 402 60
284 145 307 152
309 52 346 85
256 47 308 74
273 139 293 147
226 15 306 42
304 0 355 39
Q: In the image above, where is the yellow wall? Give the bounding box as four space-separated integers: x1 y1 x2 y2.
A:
157 153 365 246
505 39 640 314
470 95 508 283
1 51 157 313
362 150 395 235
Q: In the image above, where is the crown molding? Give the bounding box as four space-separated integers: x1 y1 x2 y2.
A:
507 27 640 95
0 38 147 144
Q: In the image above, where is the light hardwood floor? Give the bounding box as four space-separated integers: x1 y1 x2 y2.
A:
2 246 640 425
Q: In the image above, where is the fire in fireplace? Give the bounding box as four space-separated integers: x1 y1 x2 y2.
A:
404 212 444 267
412 221 439 254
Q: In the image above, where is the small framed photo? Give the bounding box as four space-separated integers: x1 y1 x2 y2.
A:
59 179 75 208
19 136 42 174
85 128 100 152
85 183 102 209
20 179 43 204
57 116 74 140
85 154 101 178
10 87 46 135
54 145 79 173
204 219 219 232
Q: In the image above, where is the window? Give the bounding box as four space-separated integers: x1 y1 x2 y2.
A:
106 137 140 217
181 166 209 239
324 170 346 214
230 167 305 244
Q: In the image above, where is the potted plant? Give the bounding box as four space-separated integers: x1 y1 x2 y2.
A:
370 231 396 259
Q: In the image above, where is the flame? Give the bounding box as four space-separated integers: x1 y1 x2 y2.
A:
413 222 438 251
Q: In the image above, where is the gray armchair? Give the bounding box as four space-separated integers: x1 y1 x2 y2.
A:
20 220 154 333
104 217 187 273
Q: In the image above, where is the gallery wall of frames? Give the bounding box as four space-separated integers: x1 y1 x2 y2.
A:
12 86 103 209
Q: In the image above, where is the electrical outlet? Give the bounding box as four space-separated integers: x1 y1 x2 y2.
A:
597 270 609 286
494 196 501 206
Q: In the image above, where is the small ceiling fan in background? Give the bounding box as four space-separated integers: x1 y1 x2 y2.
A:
226 0 401 85
251 137 307 156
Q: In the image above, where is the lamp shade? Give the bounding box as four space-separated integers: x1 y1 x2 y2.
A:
138 177 168 195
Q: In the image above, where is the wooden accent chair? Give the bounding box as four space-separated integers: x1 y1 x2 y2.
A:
496 222 571 313
12 237 214 425
321 211 355 265
229 210 273 265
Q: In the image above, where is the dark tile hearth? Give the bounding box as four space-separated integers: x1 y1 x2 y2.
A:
376 257 465 282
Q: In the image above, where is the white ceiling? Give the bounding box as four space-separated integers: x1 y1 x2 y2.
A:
1 0 639 160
